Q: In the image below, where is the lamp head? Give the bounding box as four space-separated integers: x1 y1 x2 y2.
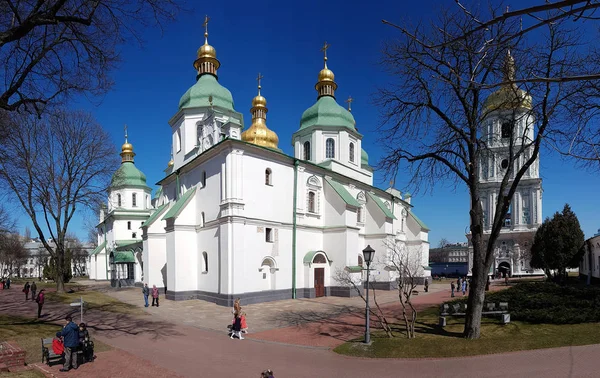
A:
362 245 375 264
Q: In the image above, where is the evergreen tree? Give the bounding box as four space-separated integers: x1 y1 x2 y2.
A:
530 204 584 281
43 254 72 283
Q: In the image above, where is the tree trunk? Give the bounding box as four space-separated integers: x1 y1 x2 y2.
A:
464 196 487 339
56 249 65 293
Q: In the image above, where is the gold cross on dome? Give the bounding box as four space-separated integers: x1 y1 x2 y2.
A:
321 41 330 59
124 124 128 142
345 96 353 112
203 15 210 33
256 72 264 94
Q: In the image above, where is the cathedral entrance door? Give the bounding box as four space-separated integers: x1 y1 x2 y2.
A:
314 268 325 297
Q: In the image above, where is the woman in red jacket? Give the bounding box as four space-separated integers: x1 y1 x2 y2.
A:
151 285 159 307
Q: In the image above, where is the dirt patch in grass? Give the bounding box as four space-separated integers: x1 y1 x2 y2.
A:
46 288 146 317
0 370 46 378
334 307 600 358
0 315 111 365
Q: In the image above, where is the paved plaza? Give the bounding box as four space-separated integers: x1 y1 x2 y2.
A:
0 282 598 377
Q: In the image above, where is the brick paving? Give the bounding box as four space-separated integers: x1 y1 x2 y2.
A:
1 281 598 377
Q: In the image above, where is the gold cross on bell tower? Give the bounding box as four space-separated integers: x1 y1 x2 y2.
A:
203 15 210 42
321 41 330 67
345 96 353 112
256 72 263 95
124 124 128 143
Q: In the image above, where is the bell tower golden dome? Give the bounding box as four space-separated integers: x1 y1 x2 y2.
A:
241 73 280 150
193 15 221 77
120 124 135 163
315 41 338 98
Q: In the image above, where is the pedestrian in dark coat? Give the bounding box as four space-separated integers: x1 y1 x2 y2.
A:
36 289 45 318
142 283 150 307
56 316 79 371
31 281 37 301
151 285 159 307
6 277 10 289
23 282 30 300
450 282 455 297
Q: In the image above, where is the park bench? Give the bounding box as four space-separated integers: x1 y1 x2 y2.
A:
41 338 63 366
439 302 510 327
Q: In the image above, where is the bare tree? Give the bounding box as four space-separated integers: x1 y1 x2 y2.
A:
0 109 119 291
0 0 181 114
0 232 27 277
333 268 394 338
438 238 450 248
381 240 424 339
0 205 15 235
378 3 594 339
66 235 88 277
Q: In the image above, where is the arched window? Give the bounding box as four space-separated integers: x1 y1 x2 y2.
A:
202 252 208 273
176 129 182 152
127 221 131 230
117 194 122 207
308 191 316 213
202 171 207 187
132 193 137 207
358 255 364 266
201 212 205 227
349 142 355 163
303 141 311 160
325 138 335 159
313 253 326 264
265 168 272 185
356 207 362 223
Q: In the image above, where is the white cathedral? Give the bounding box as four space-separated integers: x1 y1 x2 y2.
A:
89 24 431 305
467 51 544 278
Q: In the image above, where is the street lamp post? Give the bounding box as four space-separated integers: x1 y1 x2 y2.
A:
362 245 375 344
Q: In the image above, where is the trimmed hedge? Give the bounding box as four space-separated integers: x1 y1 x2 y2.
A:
485 282 600 324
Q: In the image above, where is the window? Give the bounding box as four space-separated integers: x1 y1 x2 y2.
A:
357 207 362 223
313 254 326 264
176 129 181 152
266 228 273 242
132 193 137 207
501 121 512 138
349 142 355 163
308 191 316 213
127 221 131 230
303 141 311 160
522 196 530 224
202 171 207 187
117 194 122 207
265 168 272 186
202 252 208 273
501 159 509 170
201 212 205 227
325 138 335 159
358 255 364 266
127 263 134 280
504 205 512 227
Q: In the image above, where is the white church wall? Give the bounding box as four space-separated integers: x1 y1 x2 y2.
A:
364 198 386 235
196 226 220 292
323 183 346 226
166 228 198 292
295 228 324 289
143 236 167 288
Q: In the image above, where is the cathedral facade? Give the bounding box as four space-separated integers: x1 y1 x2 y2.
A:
468 52 544 278
94 23 431 306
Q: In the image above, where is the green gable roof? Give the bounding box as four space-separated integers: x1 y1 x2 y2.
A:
324 177 360 207
90 241 106 256
111 162 150 190
162 187 197 221
367 192 396 220
115 240 140 250
303 250 333 264
409 210 430 231
298 96 356 132
141 203 169 228
112 251 135 263
345 266 363 273
179 74 234 111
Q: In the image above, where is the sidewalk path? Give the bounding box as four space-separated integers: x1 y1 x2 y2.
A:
1 283 597 377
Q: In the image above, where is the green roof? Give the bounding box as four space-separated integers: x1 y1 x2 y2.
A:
115 240 141 250
361 148 369 167
409 210 430 231
179 74 234 111
297 96 356 132
112 251 135 263
111 162 150 189
324 177 360 207
367 192 396 220
303 250 333 264
162 187 197 221
141 203 169 228
90 241 106 256
423 265 432 271
153 186 163 200
346 266 363 273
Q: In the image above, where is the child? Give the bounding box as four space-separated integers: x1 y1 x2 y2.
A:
241 312 248 334
261 370 275 378
78 323 94 363
230 312 244 340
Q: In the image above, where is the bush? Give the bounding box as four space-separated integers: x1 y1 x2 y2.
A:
484 282 600 324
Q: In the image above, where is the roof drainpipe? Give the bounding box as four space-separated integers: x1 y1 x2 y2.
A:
292 159 299 299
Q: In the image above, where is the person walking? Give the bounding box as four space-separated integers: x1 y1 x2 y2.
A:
261 369 275 378
450 281 455 297
461 279 467 296
485 276 491 291
56 316 79 372
142 283 150 307
31 281 37 301
151 285 159 307
36 289 45 318
424 278 429 293
6 277 10 289
23 282 30 300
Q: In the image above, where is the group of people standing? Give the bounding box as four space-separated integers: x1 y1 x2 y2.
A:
229 298 248 340
142 283 160 307
54 315 94 371
450 277 470 297
22 281 45 318
0 277 11 289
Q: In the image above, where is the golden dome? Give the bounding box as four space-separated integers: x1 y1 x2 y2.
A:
119 126 135 163
483 50 532 113
167 159 174 168
121 142 133 154
193 16 220 74
197 42 216 60
315 42 337 98
318 67 335 82
241 74 280 150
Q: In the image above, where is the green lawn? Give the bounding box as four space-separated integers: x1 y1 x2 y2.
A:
0 315 111 365
46 288 146 317
334 307 600 358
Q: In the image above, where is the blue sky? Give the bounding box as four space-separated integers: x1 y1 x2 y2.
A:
15 0 600 245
